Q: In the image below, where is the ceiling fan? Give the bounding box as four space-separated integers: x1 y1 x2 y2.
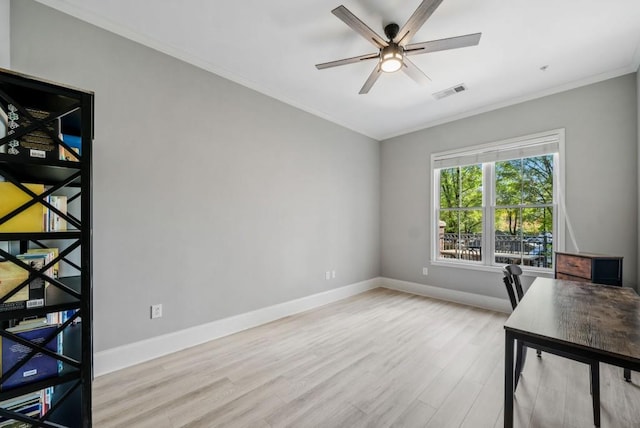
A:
315 0 481 94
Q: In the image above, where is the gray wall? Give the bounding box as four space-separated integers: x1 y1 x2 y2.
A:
10 1 381 352
381 74 638 296
9 0 639 354
0 0 8 68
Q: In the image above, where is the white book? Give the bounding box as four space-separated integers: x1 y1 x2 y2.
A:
50 195 68 231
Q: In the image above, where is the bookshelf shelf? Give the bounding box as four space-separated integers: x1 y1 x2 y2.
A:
0 68 93 427
0 157 82 186
0 277 82 319
0 372 80 403
0 231 82 241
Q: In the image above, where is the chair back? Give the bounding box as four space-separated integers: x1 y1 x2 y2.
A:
503 264 524 310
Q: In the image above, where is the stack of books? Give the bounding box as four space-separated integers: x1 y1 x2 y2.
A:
1 318 59 390
0 391 42 427
0 248 57 312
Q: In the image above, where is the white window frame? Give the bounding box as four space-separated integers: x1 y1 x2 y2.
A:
430 129 565 274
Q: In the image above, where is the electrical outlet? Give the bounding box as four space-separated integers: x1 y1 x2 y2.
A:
422 267 428 276
331 270 336 279
150 304 163 319
325 271 331 280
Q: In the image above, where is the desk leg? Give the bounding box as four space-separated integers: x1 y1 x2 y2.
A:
505 331 515 428
592 363 600 427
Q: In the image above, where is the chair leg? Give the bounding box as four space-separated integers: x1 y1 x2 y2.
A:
514 341 527 391
624 368 631 382
591 362 600 427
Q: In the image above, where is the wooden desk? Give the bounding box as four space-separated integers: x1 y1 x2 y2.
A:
503 278 640 427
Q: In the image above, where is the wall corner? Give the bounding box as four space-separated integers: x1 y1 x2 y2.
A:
636 66 639 290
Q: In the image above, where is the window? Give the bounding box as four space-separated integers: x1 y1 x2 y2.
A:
432 130 564 271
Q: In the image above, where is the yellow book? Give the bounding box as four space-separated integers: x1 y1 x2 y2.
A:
0 261 29 302
0 182 45 232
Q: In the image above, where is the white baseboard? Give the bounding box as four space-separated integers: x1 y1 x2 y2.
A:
379 277 512 314
94 277 382 377
94 276 509 377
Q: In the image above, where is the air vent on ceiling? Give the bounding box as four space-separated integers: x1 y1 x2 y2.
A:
432 83 467 100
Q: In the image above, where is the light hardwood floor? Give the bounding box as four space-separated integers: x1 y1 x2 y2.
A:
93 288 640 427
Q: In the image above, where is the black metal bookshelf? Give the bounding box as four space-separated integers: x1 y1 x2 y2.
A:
0 68 93 427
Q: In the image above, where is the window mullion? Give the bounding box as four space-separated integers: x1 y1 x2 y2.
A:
433 168 441 261
483 162 494 266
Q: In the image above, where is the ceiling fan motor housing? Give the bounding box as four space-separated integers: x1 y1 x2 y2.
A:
384 23 400 40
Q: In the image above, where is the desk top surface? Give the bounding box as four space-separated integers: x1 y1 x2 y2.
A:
504 277 640 362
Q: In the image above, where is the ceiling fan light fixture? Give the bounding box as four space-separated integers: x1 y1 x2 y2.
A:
380 44 403 73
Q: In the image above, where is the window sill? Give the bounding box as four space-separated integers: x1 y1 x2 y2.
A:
430 259 555 278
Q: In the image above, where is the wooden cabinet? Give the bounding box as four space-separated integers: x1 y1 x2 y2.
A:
555 252 623 286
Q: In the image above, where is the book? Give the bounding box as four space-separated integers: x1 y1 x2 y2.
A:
0 420 33 428
0 262 29 310
0 183 46 232
5 318 49 334
4 105 59 160
0 391 40 411
59 134 81 162
48 196 67 232
41 386 53 416
0 322 58 390
53 310 77 373
0 391 41 426
15 254 49 305
0 421 33 427
26 248 59 278
42 196 49 233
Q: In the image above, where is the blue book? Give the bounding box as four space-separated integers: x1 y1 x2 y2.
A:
59 134 81 161
1 325 58 390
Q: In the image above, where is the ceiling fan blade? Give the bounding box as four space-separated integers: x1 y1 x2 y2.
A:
359 65 382 94
402 57 431 86
315 52 380 70
332 5 388 49
405 33 482 55
395 0 444 46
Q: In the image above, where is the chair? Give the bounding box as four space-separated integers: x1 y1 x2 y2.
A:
502 265 541 378
503 264 601 427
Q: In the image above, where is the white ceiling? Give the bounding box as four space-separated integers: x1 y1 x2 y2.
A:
36 0 640 140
